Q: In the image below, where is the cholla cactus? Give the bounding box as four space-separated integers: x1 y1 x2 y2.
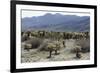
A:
74 46 82 59
21 32 29 42
46 40 64 58
74 46 81 53
24 44 32 51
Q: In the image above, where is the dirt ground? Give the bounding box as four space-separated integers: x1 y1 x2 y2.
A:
21 39 90 63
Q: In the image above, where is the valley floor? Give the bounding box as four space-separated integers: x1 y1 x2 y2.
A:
21 39 90 63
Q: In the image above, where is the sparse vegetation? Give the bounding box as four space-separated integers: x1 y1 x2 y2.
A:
21 30 90 63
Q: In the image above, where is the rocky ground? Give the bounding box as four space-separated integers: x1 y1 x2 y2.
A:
21 39 90 63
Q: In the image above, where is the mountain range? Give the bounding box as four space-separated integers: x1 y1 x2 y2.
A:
22 13 90 32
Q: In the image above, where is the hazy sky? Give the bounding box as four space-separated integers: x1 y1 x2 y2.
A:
22 10 90 18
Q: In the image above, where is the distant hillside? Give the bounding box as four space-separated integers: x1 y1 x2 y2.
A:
22 13 90 32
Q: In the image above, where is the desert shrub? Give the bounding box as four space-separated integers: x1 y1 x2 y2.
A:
76 39 90 53
24 37 43 50
21 34 29 42
70 45 82 53
37 39 49 51
24 43 32 51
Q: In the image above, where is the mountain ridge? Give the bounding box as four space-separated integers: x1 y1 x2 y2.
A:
22 13 90 32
